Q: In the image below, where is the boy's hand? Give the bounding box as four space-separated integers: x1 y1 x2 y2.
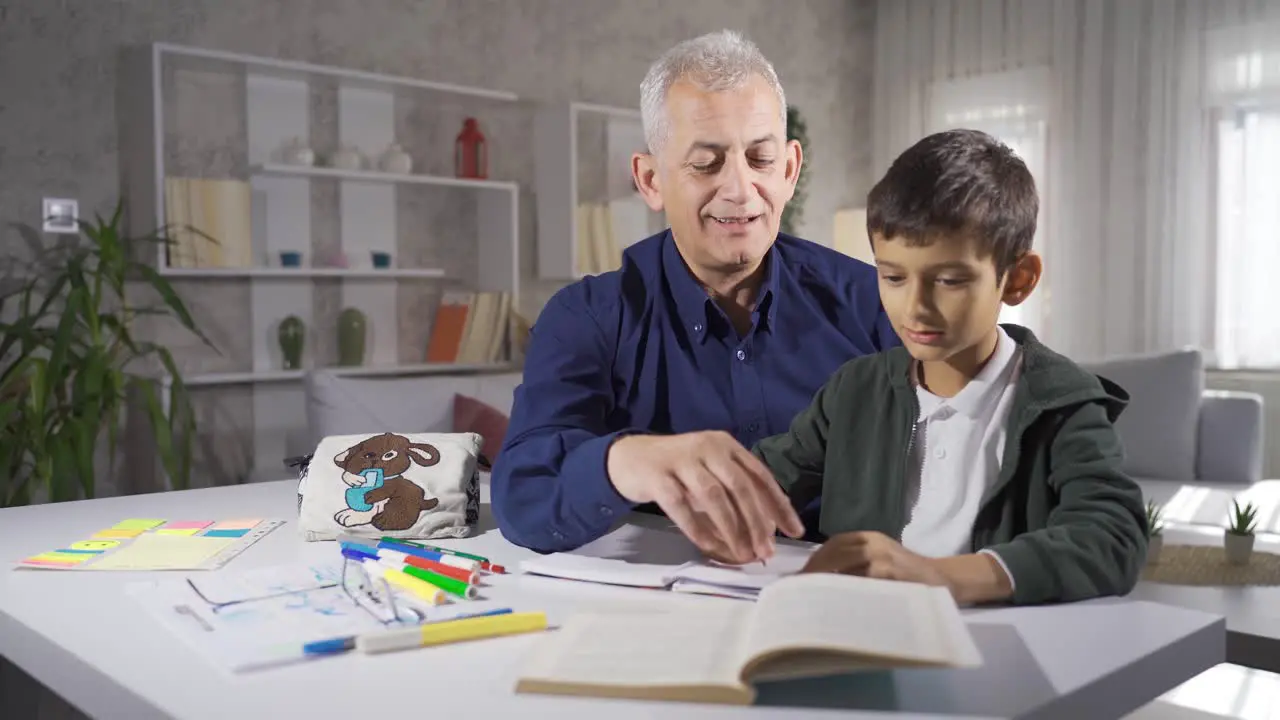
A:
800 531 949 588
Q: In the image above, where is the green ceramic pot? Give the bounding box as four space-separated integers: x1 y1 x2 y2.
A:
278 315 305 370
337 307 366 366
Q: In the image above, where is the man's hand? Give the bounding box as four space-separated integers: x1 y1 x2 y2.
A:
606 431 806 564
800 531 950 588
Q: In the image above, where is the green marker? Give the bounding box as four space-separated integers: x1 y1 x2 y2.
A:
400 563 478 599
382 536 489 564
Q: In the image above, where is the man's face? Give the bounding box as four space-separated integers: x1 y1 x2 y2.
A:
633 74 801 274
872 233 1028 363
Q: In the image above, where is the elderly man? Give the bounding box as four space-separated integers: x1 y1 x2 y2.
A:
491 29 898 563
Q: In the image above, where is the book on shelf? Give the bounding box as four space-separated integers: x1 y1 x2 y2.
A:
424 290 512 365
164 176 254 268
514 572 983 706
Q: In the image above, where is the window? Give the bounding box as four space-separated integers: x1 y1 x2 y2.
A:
1205 21 1280 369
1214 107 1280 368
927 67 1051 337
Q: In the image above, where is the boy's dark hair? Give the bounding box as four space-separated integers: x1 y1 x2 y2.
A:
866 128 1038 280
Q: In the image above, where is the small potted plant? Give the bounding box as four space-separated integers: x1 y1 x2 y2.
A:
1145 500 1165 564
1224 499 1259 566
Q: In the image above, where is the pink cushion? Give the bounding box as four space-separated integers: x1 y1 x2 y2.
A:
452 393 510 462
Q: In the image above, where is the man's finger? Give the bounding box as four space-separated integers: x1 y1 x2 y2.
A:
729 446 805 539
702 453 776 560
652 481 721 553
680 463 756 562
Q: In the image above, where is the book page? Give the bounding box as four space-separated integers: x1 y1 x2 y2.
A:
517 553 679 588
739 573 981 680
517 605 751 691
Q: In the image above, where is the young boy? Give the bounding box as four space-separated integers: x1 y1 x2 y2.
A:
752 129 1148 606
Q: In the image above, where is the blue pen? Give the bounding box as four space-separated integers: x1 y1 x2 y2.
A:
303 635 356 655
339 545 377 562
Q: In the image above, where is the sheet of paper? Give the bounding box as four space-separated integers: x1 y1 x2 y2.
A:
90 534 236 570
518 605 751 689
188 563 343 604
127 561 444 673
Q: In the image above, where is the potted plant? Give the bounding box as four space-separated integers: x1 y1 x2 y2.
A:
0 201 215 507
1224 499 1259 565
1145 500 1165 564
780 105 809 237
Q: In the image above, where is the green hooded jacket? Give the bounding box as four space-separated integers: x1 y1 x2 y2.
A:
751 324 1149 605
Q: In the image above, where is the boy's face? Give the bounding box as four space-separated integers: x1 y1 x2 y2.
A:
872 233 1039 364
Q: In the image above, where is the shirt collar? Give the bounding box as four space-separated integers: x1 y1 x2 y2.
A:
916 325 1021 419
662 231 781 340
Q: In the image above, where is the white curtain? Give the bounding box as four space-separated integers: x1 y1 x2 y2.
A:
926 66 1051 336
872 0 1215 363
1206 17 1280 368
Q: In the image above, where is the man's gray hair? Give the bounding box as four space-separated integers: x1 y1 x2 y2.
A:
639 29 787 154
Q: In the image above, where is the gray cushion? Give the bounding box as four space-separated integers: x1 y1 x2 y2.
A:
304 371 458 448
1080 349 1203 482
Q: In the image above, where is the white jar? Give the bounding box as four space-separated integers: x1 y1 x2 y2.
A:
330 146 364 171
281 137 314 166
379 143 413 174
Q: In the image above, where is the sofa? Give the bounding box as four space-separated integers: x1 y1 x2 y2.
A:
1078 348 1266 509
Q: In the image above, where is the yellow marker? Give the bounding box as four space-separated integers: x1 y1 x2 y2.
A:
356 612 548 654
370 563 447 606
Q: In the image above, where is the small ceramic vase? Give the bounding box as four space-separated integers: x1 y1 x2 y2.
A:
278 315 305 370
281 138 315 166
379 143 413 174
1224 530 1255 566
330 146 364 171
337 307 367 367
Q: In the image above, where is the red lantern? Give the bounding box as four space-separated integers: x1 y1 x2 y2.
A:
455 117 488 179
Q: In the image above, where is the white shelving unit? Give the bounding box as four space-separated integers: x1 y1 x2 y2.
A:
119 42 524 480
533 101 666 280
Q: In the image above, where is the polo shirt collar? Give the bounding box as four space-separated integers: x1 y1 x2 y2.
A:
917 325 1020 419
662 231 780 340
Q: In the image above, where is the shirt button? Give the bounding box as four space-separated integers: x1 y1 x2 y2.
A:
552 530 565 541
600 505 613 516
934 447 946 459
694 323 703 333
747 422 759 433
736 349 747 361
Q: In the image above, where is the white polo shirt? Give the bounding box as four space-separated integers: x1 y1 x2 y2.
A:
899 326 1022 585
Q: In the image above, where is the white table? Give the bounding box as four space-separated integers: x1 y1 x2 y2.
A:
1131 522 1280 674
0 480 1225 720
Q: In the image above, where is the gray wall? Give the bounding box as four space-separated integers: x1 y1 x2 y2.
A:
0 0 875 491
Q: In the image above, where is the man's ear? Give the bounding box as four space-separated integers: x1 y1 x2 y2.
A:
783 138 804 194
1000 251 1043 306
631 152 664 212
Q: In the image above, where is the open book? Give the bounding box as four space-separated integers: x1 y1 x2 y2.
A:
518 548 814 600
514 572 982 705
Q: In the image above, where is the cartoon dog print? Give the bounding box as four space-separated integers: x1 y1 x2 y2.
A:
333 433 441 531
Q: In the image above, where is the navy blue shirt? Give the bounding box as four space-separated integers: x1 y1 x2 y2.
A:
490 230 900 553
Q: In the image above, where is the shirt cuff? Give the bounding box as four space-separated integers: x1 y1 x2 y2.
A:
558 430 642 525
978 548 1017 591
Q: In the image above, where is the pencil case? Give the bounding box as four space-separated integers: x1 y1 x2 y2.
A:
290 431 486 543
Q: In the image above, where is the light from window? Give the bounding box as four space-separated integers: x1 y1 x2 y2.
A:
1214 108 1280 369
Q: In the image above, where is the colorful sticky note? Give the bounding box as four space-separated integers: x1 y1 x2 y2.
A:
69 540 120 552
202 528 249 538
156 528 201 536
112 519 166 531
93 528 144 539
161 520 212 530
88 534 236 571
23 551 92 566
208 519 261 531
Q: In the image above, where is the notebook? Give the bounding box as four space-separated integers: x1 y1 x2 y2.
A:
517 547 815 600
514 572 983 705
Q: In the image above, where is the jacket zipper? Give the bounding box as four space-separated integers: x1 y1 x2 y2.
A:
895 390 920 542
